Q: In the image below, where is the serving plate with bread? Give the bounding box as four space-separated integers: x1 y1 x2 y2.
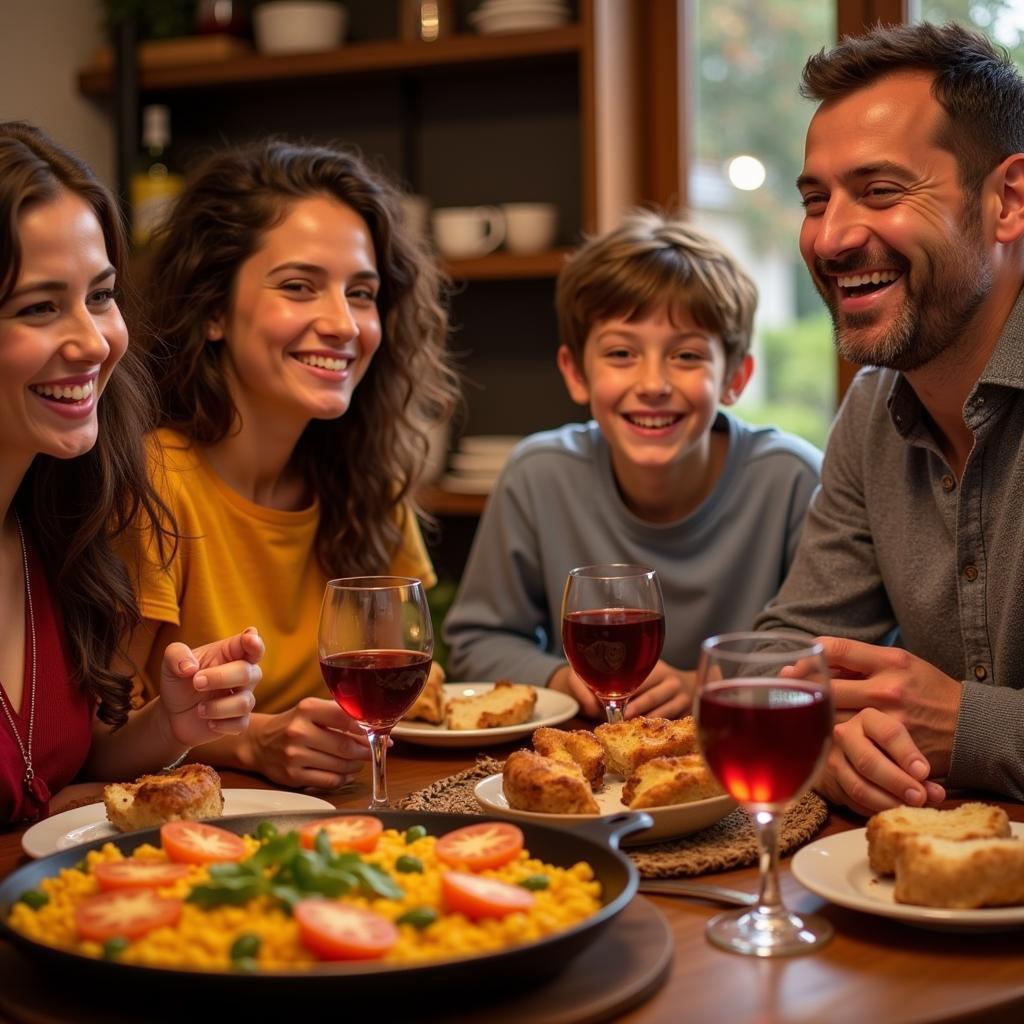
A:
392 682 578 747
475 716 736 845
792 804 1024 931
22 781 334 859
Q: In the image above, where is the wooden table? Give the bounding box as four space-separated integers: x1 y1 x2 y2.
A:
2 739 1024 1024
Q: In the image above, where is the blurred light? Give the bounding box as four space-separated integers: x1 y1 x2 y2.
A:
727 155 766 191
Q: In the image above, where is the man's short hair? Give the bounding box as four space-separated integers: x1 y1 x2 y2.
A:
556 209 757 373
801 21 1024 194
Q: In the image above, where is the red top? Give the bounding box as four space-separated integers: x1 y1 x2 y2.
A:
0 531 93 824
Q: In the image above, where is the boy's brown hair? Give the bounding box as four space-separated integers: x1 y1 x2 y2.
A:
556 209 757 373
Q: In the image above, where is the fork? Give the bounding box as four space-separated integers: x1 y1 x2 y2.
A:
638 879 757 906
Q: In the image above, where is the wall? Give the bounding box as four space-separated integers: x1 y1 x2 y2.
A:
0 1 112 184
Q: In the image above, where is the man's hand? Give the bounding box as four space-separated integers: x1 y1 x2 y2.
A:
820 636 961 776
819 707 946 815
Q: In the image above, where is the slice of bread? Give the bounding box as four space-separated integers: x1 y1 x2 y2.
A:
866 802 1011 875
503 749 600 814
532 727 606 789
103 763 224 832
446 680 537 730
621 754 724 809
894 835 1024 908
404 661 446 724
594 715 697 777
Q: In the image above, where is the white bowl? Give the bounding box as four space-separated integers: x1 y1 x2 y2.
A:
254 1 348 55
469 7 570 33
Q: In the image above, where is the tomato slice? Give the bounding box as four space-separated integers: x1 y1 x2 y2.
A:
293 899 398 961
75 889 182 941
298 816 383 854
441 871 535 920
435 822 524 871
160 821 247 865
93 860 191 892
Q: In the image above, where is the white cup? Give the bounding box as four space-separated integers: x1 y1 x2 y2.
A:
501 202 558 254
432 206 506 259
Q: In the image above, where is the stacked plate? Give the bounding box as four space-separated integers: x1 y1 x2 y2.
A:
440 434 522 493
468 0 572 35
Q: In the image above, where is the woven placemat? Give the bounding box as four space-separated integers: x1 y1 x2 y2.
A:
398 757 829 879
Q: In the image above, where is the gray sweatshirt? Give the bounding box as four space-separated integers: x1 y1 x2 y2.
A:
445 413 822 685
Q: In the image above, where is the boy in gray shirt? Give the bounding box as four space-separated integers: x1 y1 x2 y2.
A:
444 211 821 718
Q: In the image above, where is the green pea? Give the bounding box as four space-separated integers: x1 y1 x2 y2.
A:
19 889 48 909
519 874 550 891
397 907 438 930
395 854 424 874
404 825 428 844
102 937 129 959
230 933 261 961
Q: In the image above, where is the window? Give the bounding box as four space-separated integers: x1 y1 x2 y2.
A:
913 0 1024 62
690 0 837 449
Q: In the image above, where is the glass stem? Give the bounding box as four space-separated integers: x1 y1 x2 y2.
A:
753 810 784 914
367 729 390 809
603 699 625 724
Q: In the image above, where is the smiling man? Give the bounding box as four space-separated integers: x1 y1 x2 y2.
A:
756 21 1024 814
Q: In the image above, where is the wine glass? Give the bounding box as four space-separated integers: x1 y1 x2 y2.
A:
560 564 665 724
318 576 433 809
694 631 834 957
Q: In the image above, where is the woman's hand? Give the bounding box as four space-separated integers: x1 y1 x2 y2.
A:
158 626 264 747
548 661 693 721
239 698 376 792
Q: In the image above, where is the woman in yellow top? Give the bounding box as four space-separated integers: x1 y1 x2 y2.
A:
130 139 457 791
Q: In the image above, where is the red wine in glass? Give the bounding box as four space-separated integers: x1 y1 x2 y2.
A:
697 679 831 810
562 608 664 700
322 649 432 729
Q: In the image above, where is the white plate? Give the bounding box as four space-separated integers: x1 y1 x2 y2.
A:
392 683 578 747
456 434 522 455
791 824 1024 932
21 790 336 859
474 772 736 846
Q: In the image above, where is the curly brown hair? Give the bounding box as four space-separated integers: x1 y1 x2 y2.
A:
801 21 1024 195
144 138 457 577
0 121 172 727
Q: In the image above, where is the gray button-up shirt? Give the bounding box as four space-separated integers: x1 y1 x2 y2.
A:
756 289 1024 798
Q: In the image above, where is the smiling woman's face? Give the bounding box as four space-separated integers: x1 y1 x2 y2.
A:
0 190 126 471
207 195 383 437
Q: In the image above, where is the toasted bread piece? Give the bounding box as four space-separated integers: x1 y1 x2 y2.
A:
866 803 1011 875
446 680 537 730
621 754 724 809
894 835 1024 908
532 727 606 789
404 661 446 724
502 749 600 814
103 763 224 832
594 715 697 777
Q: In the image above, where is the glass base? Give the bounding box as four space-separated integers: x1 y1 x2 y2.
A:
706 907 833 957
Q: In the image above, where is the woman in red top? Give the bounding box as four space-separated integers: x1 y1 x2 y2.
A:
0 122 265 824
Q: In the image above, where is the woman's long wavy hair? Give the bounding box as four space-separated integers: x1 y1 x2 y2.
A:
0 122 172 727
145 139 457 576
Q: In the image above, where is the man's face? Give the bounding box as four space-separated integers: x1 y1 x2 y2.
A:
797 70 993 372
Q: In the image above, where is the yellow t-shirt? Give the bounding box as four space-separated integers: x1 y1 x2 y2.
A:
134 429 436 715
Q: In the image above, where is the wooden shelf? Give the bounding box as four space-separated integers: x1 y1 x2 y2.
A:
418 485 489 517
77 26 584 96
444 247 571 280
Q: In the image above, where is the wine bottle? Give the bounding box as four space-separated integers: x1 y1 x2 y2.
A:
130 104 184 247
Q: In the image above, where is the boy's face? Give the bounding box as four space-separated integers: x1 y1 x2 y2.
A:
557 306 751 480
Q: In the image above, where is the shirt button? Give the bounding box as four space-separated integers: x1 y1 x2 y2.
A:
963 564 979 582
974 664 988 680
941 475 955 492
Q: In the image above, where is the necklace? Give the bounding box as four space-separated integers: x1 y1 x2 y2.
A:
0 513 49 811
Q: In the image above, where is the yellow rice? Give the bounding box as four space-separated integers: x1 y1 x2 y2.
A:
7 827 602 971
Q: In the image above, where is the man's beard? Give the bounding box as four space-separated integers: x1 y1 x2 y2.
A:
814 201 992 372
